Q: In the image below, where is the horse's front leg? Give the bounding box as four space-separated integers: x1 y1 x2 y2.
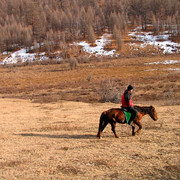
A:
135 121 142 135
133 120 142 135
111 121 119 138
132 124 135 136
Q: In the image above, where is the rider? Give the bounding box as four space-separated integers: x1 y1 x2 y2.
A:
121 85 138 125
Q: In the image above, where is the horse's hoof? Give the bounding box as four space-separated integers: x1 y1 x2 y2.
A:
115 136 119 138
132 133 136 136
97 135 102 139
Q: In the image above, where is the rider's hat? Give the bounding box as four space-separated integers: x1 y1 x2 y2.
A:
127 85 133 91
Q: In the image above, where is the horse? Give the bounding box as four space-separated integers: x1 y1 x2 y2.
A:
97 105 158 139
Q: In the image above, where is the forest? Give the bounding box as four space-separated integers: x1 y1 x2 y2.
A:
0 0 179 53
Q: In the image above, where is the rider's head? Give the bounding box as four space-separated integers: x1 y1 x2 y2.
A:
127 85 133 92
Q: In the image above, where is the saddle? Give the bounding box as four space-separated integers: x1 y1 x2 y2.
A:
121 107 132 124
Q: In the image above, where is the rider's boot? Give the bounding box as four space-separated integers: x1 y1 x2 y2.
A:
128 119 133 125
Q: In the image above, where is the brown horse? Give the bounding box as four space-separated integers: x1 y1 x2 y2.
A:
97 105 158 139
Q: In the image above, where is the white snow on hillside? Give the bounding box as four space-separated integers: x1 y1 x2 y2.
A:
75 33 117 57
129 27 180 54
144 60 180 72
1 26 180 64
145 60 180 65
145 68 180 72
1 48 49 65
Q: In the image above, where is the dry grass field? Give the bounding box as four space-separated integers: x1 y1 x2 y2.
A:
0 54 180 179
0 99 179 179
0 55 179 105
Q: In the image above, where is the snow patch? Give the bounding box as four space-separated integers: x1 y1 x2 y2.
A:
145 68 180 72
75 34 117 57
145 60 180 65
1 49 49 64
144 69 158 71
166 68 180 71
1 27 180 65
129 28 180 54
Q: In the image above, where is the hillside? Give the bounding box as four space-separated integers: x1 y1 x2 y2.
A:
0 54 179 106
0 0 179 54
1 25 180 65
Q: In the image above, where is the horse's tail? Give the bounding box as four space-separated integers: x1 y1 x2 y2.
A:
97 111 107 138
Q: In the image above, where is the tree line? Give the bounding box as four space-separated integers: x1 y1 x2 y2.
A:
0 0 179 53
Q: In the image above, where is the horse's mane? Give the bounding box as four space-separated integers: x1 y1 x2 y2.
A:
134 105 152 114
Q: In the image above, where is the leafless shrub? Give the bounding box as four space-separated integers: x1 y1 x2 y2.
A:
69 57 78 70
86 75 92 82
96 79 121 103
77 55 89 63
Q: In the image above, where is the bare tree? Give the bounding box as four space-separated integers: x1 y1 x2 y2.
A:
88 25 96 43
0 0 179 53
113 25 122 50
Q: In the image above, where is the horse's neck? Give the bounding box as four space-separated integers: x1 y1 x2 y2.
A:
135 106 151 116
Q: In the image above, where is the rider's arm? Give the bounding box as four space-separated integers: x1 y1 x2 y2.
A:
124 92 130 107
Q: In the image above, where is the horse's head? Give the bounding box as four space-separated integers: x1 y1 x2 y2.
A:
149 106 158 121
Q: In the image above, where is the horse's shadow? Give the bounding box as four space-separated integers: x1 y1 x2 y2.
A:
16 133 96 139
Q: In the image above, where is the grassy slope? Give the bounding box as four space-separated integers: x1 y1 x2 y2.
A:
0 54 179 105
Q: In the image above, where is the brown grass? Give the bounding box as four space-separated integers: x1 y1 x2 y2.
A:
0 54 179 179
0 98 179 179
0 54 179 105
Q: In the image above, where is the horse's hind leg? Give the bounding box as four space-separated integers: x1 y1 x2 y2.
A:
97 121 108 139
97 117 108 139
97 114 104 138
111 122 119 138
